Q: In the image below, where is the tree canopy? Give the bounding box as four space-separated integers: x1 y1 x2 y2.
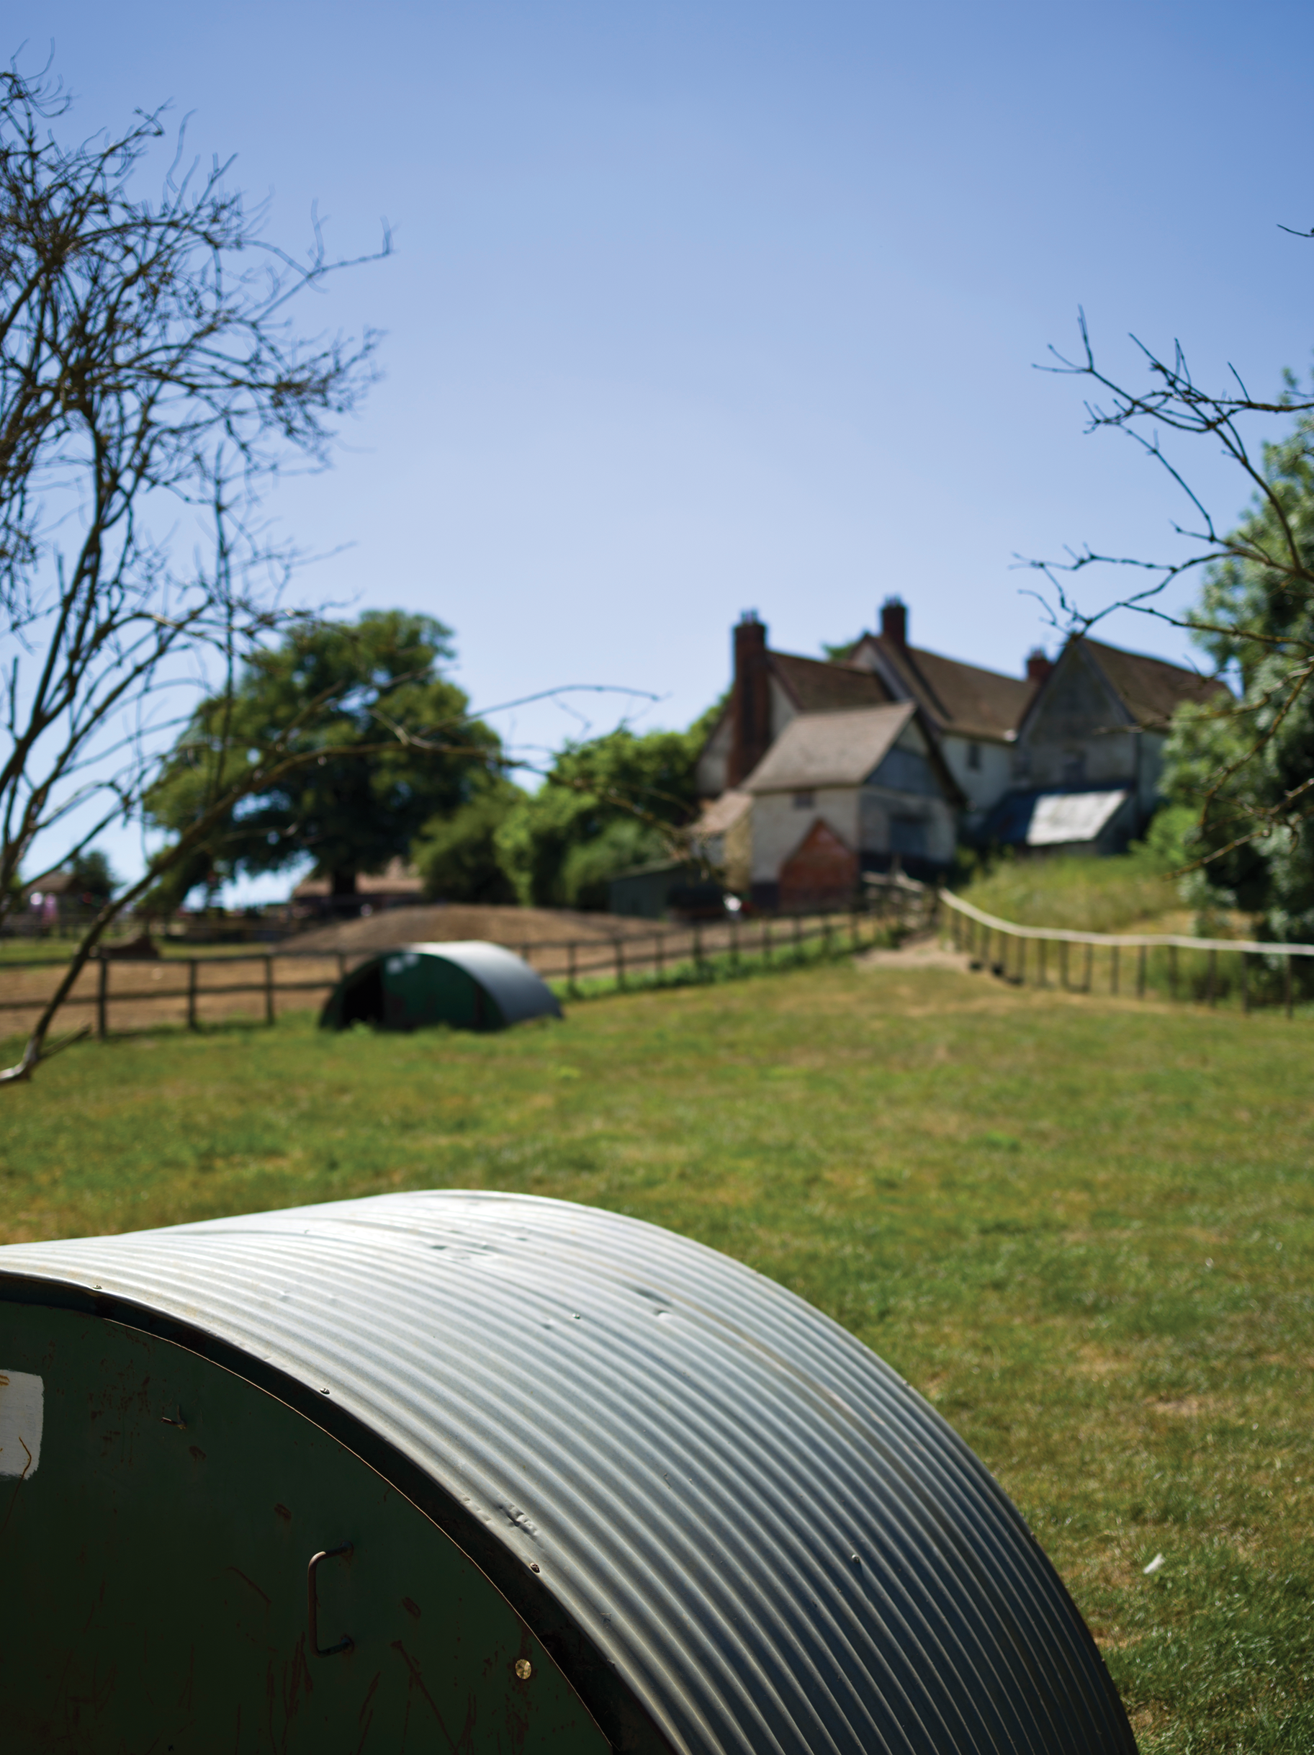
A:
146 612 501 904
495 723 708 909
1161 408 1314 942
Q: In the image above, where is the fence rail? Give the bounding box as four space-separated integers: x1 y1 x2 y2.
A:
0 894 926 1039
938 889 1314 1016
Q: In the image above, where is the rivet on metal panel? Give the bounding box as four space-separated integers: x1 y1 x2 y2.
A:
320 1386 331 1395
516 1658 533 1680
529 1562 540 1573
308 1542 354 1657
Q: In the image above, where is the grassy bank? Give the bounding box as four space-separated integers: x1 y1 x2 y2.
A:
3 960 1312 1751
959 849 1186 933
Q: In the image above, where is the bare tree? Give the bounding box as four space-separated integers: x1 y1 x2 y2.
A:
0 61 399 1077
1026 259 1314 868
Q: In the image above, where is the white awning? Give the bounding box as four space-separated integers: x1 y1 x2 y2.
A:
1027 790 1128 846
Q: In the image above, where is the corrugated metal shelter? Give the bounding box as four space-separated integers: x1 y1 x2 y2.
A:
0 1191 1136 1754
320 939 562 1032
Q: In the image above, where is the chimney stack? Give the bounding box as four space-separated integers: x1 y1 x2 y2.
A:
880 597 908 649
1026 648 1053 685
728 612 771 787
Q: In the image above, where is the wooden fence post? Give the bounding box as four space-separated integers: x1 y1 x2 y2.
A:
850 908 860 951
694 923 704 978
793 914 803 961
1241 951 1250 1015
731 918 740 969
187 959 199 1030
1083 942 1093 994
1170 943 1178 1001
1060 940 1069 990
569 940 579 995
614 939 625 990
1286 955 1294 1019
1207 948 1217 1007
264 955 275 1026
97 954 108 1040
1111 944 1119 997
1038 938 1047 988
1137 943 1147 999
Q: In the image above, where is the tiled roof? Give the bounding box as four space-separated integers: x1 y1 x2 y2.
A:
1084 639 1230 728
768 650 894 713
853 635 1035 739
743 705 916 791
696 789 752 835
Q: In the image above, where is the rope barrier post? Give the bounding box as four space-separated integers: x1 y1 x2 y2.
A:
1137 943 1147 999
1207 948 1217 1007
1038 937 1047 988
1017 935 1026 985
1170 943 1178 1001
1083 942 1093 994
264 954 275 1026
1285 955 1294 1018
187 958 199 1030
1240 951 1249 1015
1111 944 1119 997
1060 940 1069 991
97 953 108 1040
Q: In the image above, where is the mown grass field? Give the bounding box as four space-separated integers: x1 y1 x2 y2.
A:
3 955 1312 1752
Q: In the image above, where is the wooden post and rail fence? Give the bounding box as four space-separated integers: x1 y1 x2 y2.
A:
937 890 1314 1018
4 878 1303 1039
0 883 926 1040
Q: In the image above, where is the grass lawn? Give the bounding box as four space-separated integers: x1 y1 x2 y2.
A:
3 957 1312 1752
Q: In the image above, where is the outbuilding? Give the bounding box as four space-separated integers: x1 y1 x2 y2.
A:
0 1189 1136 1754
320 939 562 1032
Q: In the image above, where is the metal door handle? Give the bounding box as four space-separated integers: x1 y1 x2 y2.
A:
308 1542 354 1656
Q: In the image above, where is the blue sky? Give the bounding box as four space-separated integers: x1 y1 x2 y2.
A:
11 0 1314 895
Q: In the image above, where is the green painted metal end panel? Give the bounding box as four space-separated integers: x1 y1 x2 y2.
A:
381 950 503 1031
0 1303 610 1753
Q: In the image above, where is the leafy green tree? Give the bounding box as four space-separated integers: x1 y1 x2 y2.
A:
1161 408 1314 940
495 726 703 909
412 782 523 905
67 850 119 908
146 612 500 904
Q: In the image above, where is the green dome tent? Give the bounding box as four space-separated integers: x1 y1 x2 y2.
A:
320 940 562 1033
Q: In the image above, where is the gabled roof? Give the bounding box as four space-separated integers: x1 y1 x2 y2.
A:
743 704 917 792
696 788 752 835
768 650 894 713
846 634 1035 741
1082 639 1229 729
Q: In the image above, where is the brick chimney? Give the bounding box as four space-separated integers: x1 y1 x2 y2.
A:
880 596 908 649
1026 648 1053 685
728 612 771 786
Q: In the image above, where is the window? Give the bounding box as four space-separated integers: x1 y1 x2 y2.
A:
792 789 815 809
967 742 981 772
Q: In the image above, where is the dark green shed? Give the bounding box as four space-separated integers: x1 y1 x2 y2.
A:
320 939 562 1033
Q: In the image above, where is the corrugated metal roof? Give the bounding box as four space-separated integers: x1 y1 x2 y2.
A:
0 1192 1135 1755
399 940 563 1024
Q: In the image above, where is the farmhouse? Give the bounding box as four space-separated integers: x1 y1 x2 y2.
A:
693 604 1230 899
740 703 962 908
992 636 1230 854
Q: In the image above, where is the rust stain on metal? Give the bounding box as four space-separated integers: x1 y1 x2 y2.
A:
226 1566 272 1610
274 1502 292 1523
402 1596 421 1619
